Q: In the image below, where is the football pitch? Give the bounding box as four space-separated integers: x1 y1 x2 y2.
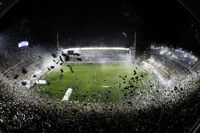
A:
39 63 153 103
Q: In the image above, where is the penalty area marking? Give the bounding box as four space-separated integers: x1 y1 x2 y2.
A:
102 86 110 88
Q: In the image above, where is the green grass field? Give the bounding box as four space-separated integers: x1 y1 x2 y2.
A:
39 63 153 103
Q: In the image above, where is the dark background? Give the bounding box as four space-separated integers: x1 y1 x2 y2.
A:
0 0 200 55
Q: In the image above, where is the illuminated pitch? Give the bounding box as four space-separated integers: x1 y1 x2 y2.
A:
38 63 153 103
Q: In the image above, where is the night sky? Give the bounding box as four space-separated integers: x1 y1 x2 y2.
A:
0 0 199 54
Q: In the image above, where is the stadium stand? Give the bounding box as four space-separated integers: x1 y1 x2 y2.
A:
0 45 199 132
62 47 132 62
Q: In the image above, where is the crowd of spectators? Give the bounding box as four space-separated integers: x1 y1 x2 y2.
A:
0 80 200 132
0 46 200 132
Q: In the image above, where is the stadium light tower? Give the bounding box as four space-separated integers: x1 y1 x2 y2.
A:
134 30 136 53
129 30 136 62
57 32 60 50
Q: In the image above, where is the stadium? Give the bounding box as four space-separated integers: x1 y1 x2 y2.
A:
29 45 200 106
0 0 200 132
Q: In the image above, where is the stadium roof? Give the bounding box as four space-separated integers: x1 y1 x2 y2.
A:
0 0 19 18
